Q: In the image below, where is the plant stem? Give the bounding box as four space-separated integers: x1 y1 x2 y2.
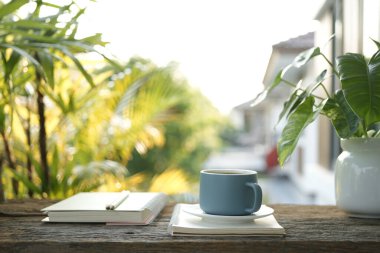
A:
25 99 33 198
282 79 326 100
321 53 339 76
1 132 18 196
0 155 5 203
282 79 297 88
320 83 331 98
309 82 331 99
362 120 369 138
36 74 50 196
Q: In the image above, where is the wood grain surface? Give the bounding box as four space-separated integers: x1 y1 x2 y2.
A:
1 200 379 253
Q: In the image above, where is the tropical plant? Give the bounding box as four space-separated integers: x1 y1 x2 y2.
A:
252 38 380 166
127 80 226 188
0 1 228 200
80 58 226 193
0 0 121 199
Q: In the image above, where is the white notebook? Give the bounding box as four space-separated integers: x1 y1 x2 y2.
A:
168 204 285 236
41 192 167 225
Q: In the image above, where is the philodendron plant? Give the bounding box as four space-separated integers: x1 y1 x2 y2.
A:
252 39 380 166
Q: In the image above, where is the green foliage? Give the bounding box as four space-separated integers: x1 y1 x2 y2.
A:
0 0 111 196
0 1 226 199
252 39 380 166
322 90 360 138
337 52 380 126
278 96 317 166
127 85 225 185
0 0 28 19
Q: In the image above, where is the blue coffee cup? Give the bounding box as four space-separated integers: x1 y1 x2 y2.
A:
199 169 262 216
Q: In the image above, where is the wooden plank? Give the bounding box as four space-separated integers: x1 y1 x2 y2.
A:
0 200 379 253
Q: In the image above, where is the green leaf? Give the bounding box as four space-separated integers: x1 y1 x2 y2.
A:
29 153 43 183
292 47 321 68
4 50 21 82
277 89 304 123
277 70 326 125
1 20 56 30
114 74 153 115
322 90 361 138
270 64 292 91
43 89 67 113
80 33 108 47
337 52 380 126
68 24 79 40
278 91 298 123
251 64 292 107
62 40 123 70
51 144 60 179
250 89 268 107
371 38 380 49
6 167 42 195
37 51 55 88
41 2 62 9
68 91 76 112
277 96 319 166
0 103 6 133
49 144 60 193
0 43 44 76
30 43 95 87
70 160 127 191
61 40 97 54
0 0 28 19
279 70 328 122
54 8 85 38
5 29 60 43
13 72 32 88
63 50 95 87
305 70 328 95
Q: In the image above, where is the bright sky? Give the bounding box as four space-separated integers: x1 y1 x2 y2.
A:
79 0 323 114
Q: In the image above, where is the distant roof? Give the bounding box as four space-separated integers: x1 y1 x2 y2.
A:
234 32 316 111
272 32 314 51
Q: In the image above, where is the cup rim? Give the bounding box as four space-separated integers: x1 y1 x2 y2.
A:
200 169 257 175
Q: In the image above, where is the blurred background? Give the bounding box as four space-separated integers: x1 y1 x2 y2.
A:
0 0 379 205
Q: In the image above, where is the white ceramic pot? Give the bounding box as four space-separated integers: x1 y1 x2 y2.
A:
335 138 380 218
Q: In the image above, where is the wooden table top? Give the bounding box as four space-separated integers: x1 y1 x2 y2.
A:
0 199 379 253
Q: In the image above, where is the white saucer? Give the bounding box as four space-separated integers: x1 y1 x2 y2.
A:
182 204 274 223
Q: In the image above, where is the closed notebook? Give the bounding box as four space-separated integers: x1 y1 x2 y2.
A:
41 192 167 225
168 204 285 236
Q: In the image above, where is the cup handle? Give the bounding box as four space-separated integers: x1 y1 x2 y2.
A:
245 182 262 214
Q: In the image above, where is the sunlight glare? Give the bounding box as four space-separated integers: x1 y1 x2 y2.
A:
79 0 323 114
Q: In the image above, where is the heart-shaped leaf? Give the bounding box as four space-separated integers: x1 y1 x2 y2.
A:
277 70 327 124
322 90 361 138
251 64 292 107
337 51 380 126
277 89 306 123
292 47 321 68
305 70 328 95
277 89 301 124
277 96 323 166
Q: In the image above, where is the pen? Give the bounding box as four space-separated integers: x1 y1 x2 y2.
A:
106 190 130 210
